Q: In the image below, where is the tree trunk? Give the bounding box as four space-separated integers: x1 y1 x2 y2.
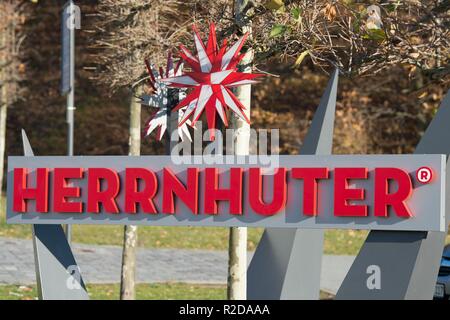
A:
0 10 8 203
0 100 7 201
227 0 253 300
120 88 141 300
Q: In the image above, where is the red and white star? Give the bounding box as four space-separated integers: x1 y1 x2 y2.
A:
161 23 264 140
140 53 192 141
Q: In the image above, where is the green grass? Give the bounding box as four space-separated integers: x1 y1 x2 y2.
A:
0 215 263 250
0 283 226 300
1 198 449 255
0 211 369 254
324 229 369 255
0 283 334 300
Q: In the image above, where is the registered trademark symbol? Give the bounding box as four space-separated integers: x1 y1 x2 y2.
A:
416 167 433 184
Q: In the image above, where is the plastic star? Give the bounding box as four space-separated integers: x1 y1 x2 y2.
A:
161 23 264 140
140 53 192 141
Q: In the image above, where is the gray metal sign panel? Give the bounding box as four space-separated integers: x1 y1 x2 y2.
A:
248 69 338 300
21 130 89 300
6 154 446 231
336 90 450 300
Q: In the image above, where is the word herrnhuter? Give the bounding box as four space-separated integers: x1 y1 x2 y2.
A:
13 166 417 218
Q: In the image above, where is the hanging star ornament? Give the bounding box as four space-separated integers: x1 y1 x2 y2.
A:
139 53 192 141
161 23 265 140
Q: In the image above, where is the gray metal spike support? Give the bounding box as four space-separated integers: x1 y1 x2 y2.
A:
247 70 339 299
336 91 450 299
22 130 89 300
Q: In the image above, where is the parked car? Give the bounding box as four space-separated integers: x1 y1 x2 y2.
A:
435 245 450 300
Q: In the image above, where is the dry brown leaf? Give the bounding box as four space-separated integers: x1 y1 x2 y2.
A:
323 3 337 21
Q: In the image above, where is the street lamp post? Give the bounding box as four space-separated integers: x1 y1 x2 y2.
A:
61 0 79 244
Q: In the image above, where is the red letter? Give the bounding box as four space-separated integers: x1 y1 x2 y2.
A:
87 168 120 213
163 168 199 214
334 168 368 217
13 168 49 213
249 168 287 215
53 168 83 213
125 168 158 214
204 168 243 215
291 168 329 216
374 168 413 218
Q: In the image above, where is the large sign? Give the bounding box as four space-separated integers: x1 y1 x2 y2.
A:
6 154 446 231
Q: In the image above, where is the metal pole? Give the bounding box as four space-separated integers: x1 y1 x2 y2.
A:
64 0 75 244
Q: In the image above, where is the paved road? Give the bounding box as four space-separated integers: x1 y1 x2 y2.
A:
0 237 354 294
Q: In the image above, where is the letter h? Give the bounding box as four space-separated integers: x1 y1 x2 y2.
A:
13 168 49 212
